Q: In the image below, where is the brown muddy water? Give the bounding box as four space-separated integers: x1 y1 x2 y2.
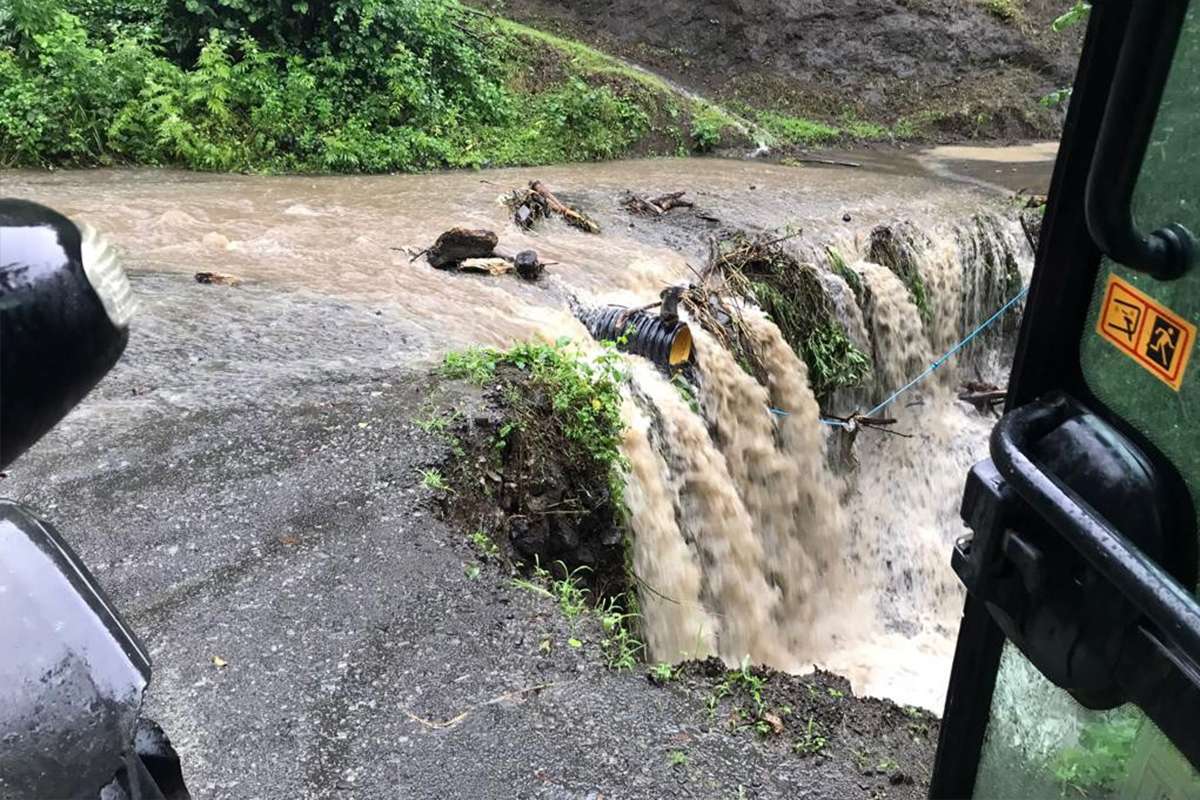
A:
1 144 1050 712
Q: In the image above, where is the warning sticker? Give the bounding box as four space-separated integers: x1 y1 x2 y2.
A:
1097 274 1196 391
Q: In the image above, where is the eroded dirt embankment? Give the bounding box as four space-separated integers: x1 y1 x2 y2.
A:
485 0 1083 140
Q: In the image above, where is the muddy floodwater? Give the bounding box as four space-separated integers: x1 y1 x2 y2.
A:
3 144 1052 716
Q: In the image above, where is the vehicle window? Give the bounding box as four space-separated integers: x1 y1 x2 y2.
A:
973 5 1200 798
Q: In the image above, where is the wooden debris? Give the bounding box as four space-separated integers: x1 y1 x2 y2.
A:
824 411 913 437
781 156 862 169
505 181 600 234
959 381 1006 415
622 190 695 216
427 227 499 270
194 271 242 286
513 250 544 281
459 257 514 276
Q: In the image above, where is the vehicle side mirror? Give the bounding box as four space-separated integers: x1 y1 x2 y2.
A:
0 199 135 469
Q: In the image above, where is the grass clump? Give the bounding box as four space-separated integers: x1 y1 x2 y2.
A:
419 467 449 491
756 111 840 147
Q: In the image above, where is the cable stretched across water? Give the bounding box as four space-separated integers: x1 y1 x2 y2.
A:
769 284 1030 427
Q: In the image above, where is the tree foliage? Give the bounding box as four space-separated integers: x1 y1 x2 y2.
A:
0 0 681 171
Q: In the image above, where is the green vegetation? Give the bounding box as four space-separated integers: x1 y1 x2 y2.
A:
750 270 870 400
793 717 827 756
982 0 1021 23
826 247 864 306
649 662 676 683
712 233 872 400
599 596 643 670
510 558 644 670
1040 2 1090 106
469 530 500 560
707 658 785 737
690 104 736 152
667 750 689 767
1051 711 1140 797
0 0 731 171
756 111 840 147
442 339 628 490
419 467 448 491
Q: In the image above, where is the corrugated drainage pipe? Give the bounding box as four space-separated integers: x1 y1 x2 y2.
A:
577 305 693 367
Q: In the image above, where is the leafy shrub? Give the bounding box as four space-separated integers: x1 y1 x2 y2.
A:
0 0 683 171
690 105 729 152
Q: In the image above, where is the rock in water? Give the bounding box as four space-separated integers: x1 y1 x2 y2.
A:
427 228 498 269
514 250 543 281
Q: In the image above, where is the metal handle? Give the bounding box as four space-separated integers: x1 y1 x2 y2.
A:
991 399 1200 666
1085 0 1194 280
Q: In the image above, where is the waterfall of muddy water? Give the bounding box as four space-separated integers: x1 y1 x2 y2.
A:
4 157 1036 711
858 263 933 400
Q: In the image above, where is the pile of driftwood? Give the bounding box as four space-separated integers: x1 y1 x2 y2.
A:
419 227 545 281
505 180 600 234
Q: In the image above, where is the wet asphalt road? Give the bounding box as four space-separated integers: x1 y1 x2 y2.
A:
6 274 877 800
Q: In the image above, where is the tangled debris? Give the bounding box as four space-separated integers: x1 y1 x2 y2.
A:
686 231 871 400
621 190 694 216
506 180 600 234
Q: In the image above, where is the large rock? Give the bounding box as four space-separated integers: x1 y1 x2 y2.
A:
427 228 498 270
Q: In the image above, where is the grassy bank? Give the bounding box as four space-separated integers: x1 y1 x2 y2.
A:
0 0 745 172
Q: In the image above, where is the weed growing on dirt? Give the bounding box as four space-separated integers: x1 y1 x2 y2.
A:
668 750 689 767
511 559 644 670
793 717 828 756
599 595 643 671
551 562 591 619
649 662 676 683
469 530 500 560
710 658 786 736
2 0 727 171
419 468 449 491
690 105 735 152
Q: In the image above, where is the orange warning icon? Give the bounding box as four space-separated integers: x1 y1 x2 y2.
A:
1097 274 1195 391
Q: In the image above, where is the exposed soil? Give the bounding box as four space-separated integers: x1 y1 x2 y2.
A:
433 366 628 597
483 0 1084 141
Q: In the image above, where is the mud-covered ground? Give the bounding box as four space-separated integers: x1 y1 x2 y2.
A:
485 0 1083 141
6 272 938 799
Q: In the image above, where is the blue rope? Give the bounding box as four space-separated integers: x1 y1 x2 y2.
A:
770 285 1029 427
